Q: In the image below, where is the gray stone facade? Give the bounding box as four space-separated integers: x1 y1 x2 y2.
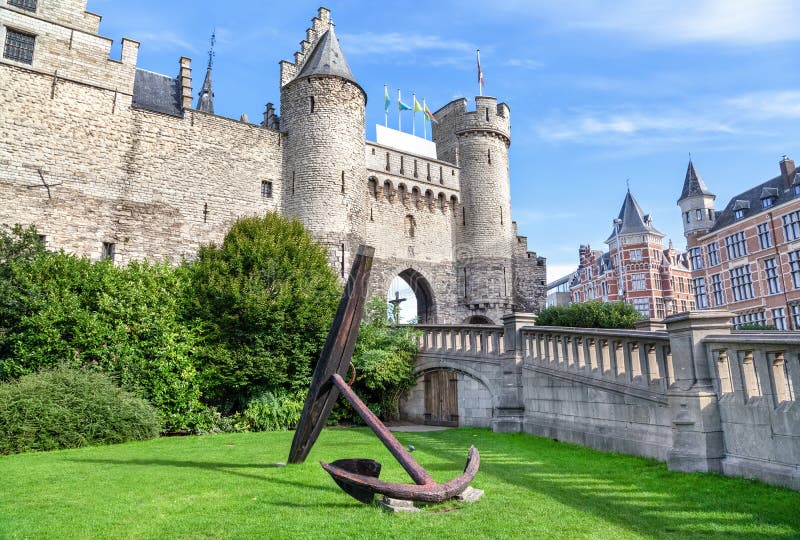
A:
0 2 546 324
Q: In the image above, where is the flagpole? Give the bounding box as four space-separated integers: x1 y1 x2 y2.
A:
384 84 388 127
423 98 427 140
412 93 416 136
477 49 483 96
397 88 402 132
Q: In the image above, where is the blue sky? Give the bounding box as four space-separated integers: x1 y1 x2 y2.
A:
91 0 800 291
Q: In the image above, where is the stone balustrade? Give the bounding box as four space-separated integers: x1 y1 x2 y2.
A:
414 324 505 358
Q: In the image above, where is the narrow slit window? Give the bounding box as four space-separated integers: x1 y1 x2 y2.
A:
102 242 116 262
341 171 345 193
309 96 315 113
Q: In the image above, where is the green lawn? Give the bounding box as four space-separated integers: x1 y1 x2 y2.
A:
1 428 798 539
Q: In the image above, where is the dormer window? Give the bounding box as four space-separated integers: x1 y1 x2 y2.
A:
760 187 778 209
793 173 800 196
732 200 750 221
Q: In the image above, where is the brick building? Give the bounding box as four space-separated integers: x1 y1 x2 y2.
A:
570 190 694 319
679 157 800 329
0 1 547 324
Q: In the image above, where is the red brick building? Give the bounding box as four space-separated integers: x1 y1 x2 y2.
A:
571 190 694 319
679 156 800 329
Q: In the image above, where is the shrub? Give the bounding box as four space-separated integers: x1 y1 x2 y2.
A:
536 301 642 329
241 389 304 431
737 323 778 331
185 213 341 412
345 296 419 421
0 226 207 433
0 367 160 454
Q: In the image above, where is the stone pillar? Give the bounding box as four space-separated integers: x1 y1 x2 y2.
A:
492 313 537 433
664 310 733 473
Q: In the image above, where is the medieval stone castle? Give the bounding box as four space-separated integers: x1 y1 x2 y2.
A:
0 2 546 324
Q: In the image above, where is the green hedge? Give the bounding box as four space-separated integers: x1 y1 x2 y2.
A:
0 368 160 454
536 301 642 329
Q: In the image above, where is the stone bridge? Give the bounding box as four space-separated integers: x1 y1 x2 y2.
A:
400 311 800 491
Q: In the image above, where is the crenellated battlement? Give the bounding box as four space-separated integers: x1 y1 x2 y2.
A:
433 96 511 148
279 7 333 87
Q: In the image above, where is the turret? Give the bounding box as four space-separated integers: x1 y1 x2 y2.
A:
677 160 716 240
279 8 367 277
196 31 215 114
433 96 514 320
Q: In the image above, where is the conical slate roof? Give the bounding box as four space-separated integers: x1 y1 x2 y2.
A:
606 190 664 242
679 160 713 201
297 27 356 83
196 67 214 113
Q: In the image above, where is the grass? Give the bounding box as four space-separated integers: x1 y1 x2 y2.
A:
1 428 799 539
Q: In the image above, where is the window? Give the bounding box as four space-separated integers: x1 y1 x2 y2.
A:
102 242 115 262
685 212 690 224
632 298 650 317
707 242 720 266
694 209 702 220
678 277 685 293
773 308 787 331
3 29 35 65
711 273 725 306
404 215 416 238
733 208 745 220
792 305 800 329
631 273 646 291
724 232 748 260
8 0 37 12
601 281 608 297
681 300 687 313
729 265 754 301
757 223 772 249
689 247 703 270
708 209 714 221
732 311 766 329
656 298 665 319
693 277 708 309
790 250 800 288
630 249 642 261
762 197 774 209
795 185 800 197
261 181 272 198
783 210 800 241
764 258 781 294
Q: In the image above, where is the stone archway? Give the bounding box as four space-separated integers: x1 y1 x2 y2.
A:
397 268 437 324
466 315 495 325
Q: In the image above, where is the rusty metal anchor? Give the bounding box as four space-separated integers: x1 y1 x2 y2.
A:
288 245 480 504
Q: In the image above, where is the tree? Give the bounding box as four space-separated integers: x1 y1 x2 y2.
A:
349 296 419 420
185 213 341 412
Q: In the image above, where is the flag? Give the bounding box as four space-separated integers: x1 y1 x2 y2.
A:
413 96 424 113
384 85 390 113
398 99 412 112
424 103 438 124
477 49 485 93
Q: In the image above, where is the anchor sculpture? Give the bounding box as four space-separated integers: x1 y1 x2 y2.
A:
288 245 480 504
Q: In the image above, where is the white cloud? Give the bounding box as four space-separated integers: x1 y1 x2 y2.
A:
132 31 197 53
339 32 474 55
726 91 800 120
493 0 800 46
506 58 544 70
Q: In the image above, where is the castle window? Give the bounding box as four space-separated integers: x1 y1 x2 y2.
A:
632 297 650 317
405 215 416 238
399 156 405 174
261 180 273 198
733 208 744 220
485 108 489 121
3 29 35 65
692 277 708 309
426 163 431 181
711 274 725 306
795 184 800 197
385 152 390 171
772 308 787 331
707 242 720 266
341 171 345 193
413 159 418 178
8 0 37 12
689 247 702 270
695 209 703 221
729 265 754 301
368 177 377 198
762 197 774 209
708 209 714 221
102 242 116 262
631 273 646 291
488 149 492 164
783 210 800 241
764 258 781 294
789 250 800 288
309 96 315 113
685 212 690 223
630 249 642 261
462 207 466 226
724 231 747 260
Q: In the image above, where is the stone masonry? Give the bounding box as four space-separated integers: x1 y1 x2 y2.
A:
0 2 546 323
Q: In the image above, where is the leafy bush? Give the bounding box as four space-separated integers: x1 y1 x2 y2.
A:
0 367 160 454
536 301 642 329
0 226 207 433
185 213 341 412
737 323 778 331
241 389 304 431
345 296 419 421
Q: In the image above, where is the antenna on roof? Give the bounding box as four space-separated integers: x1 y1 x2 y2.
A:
207 30 216 70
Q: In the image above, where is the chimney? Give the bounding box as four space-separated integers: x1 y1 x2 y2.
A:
179 57 193 111
780 155 796 187
579 245 592 267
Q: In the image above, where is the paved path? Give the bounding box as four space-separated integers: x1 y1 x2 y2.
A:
386 423 451 432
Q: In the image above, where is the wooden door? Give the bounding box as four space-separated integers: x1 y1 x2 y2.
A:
424 370 459 426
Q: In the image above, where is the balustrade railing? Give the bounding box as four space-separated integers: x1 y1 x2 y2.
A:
413 324 505 358
704 332 800 407
519 326 673 393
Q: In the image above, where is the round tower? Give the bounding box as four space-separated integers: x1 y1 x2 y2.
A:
433 96 515 321
677 160 716 242
280 13 367 277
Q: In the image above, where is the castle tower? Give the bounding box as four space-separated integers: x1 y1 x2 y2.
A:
433 96 515 321
196 32 215 114
678 160 716 242
279 9 367 277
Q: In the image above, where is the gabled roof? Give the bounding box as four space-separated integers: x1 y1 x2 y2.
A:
196 67 214 113
132 69 182 117
606 190 664 242
679 160 713 201
296 27 356 83
710 173 796 232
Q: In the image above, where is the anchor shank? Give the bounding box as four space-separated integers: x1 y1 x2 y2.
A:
331 373 434 485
